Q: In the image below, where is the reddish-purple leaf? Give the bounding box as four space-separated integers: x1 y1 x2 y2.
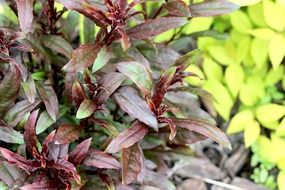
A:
118 28 131 51
114 87 158 130
0 147 32 173
63 44 101 72
105 121 148 154
127 17 187 40
152 67 176 108
24 109 39 156
0 162 23 187
42 130 56 155
122 143 145 185
20 181 58 190
48 143 69 161
76 99 97 119
4 99 41 127
189 0 240 17
0 64 21 117
42 35 73 58
16 0 34 34
116 62 153 96
22 75 37 104
174 129 208 145
83 149 120 170
97 72 127 104
54 124 81 144
163 0 191 17
36 82 59 122
0 119 24 144
158 117 177 141
172 118 231 149
68 138 92 166
72 80 85 108
51 159 81 184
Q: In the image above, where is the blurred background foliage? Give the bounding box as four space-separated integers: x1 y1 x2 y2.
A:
1 0 285 189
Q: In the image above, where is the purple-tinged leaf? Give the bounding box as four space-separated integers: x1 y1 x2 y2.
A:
97 72 127 104
114 87 158 130
72 80 85 108
0 148 32 173
158 117 177 141
16 0 34 34
118 28 131 51
127 48 151 69
163 0 191 17
69 138 92 166
172 118 231 149
142 169 175 190
24 109 39 156
174 129 208 145
4 99 41 127
20 181 58 190
36 82 59 121
92 47 112 73
116 62 153 96
122 143 145 185
76 99 96 119
42 130 56 155
0 64 21 118
174 49 202 70
83 149 120 170
36 111 54 134
22 75 37 104
127 17 187 40
152 67 176 108
48 143 69 161
189 0 240 17
51 159 81 184
63 44 101 72
0 119 24 144
42 35 73 59
54 124 81 144
105 121 148 154
0 162 23 187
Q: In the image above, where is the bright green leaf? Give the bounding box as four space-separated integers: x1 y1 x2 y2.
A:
244 120 260 147
255 104 285 125
250 38 268 68
229 0 261 6
249 28 275 40
230 10 252 34
263 0 285 31
76 99 96 119
225 64 245 97
236 37 251 63
202 56 223 81
247 3 267 27
227 110 255 134
208 44 235 65
269 33 285 70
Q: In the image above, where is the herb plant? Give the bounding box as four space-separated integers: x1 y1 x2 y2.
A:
0 0 238 189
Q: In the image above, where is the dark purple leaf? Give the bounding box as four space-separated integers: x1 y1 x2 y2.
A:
4 99 41 127
24 109 39 156
127 17 187 40
42 35 73 58
36 82 59 121
105 121 148 154
16 0 34 34
172 118 231 149
54 124 81 144
116 62 153 96
68 138 92 166
20 181 58 190
97 72 127 104
114 87 158 130
174 49 202 70
174 128 208 145
0 64 21 118
0 119 24 144
83 149 120 170
122 143 145 185
63 44 101 72
0 148 32 173
163 0 191 17
72 80 85 108
76 99 96 119
189 0 240 17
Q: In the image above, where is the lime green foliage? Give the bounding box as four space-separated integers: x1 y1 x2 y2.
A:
183 0 285 189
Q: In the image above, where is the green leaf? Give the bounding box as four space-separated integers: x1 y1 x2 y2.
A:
227 110 255 134
249 28 275 40
230 10 252 34
244 120 260 148
202 56 223 81
208 44 235 65
265 66 284 86
174 49 202 70
22 75 37 104
247 3 267 27
263 0 285 31
229 0 261 6
36 111 54 134
116 62 153 96
278 171 285 190
250 38 268 68
92 47 112 73
236 37 251 64
255 104 285 125
76 99 96 119
182 17 214 35
269 33 285 70
79 15 95 44
225 64 245 97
